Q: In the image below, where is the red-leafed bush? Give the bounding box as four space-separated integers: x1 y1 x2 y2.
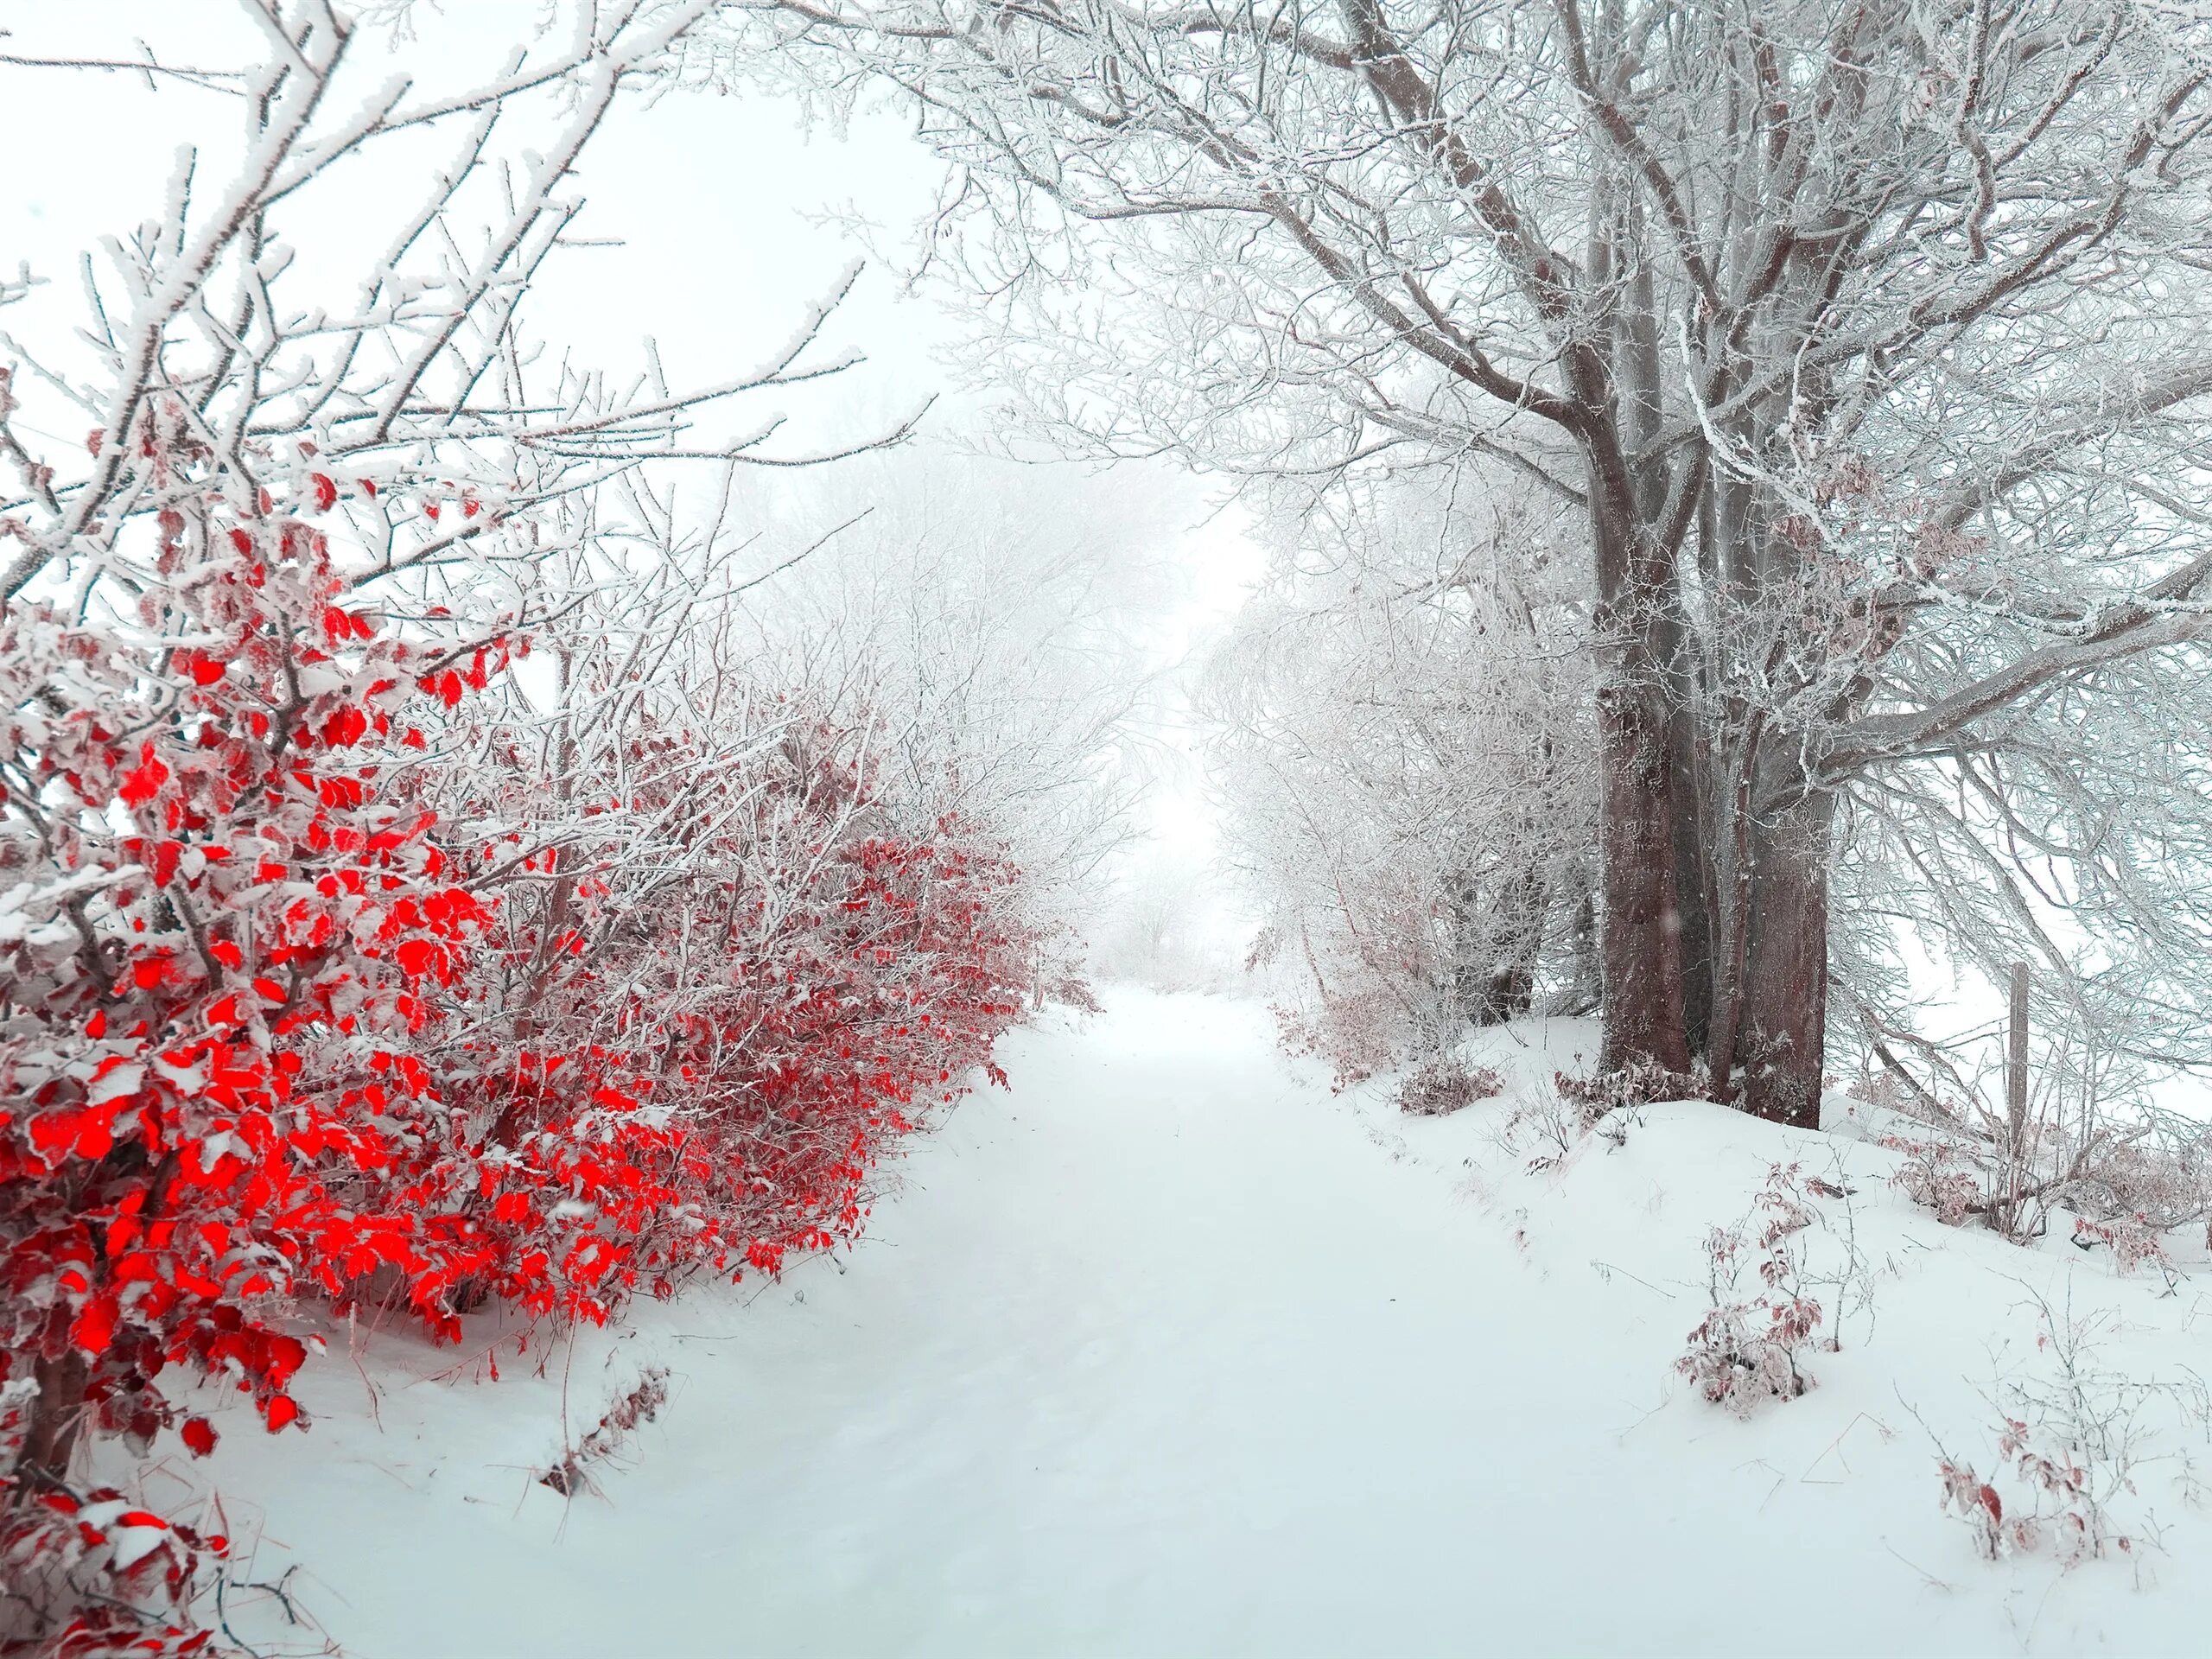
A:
397 704 1040 1325
0 480 506 1478
0 16 1067 1649
1 1382 226 1656
0 513 1043 1465
0 442 1041 1653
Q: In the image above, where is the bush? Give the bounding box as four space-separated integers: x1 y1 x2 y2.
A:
1395 1057 1504 1117
0 452 1039 1652
1676 1165 1823 1416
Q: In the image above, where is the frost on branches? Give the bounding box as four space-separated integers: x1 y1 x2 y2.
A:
0 442 1037 1648
0 5 1049 1650
1208 467 1599 1087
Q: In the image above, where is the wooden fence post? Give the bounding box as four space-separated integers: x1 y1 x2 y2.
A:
2006 963 2030 1229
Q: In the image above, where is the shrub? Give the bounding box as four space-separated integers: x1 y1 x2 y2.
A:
1395 1057 1504 1117
1925 1292 2180 1565
1676 1165 1823 1416
0 450 1039 1653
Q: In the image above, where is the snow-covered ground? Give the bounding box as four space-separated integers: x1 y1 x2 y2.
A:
148 990 2212 1656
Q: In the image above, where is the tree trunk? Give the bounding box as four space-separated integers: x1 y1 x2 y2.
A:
1595 677 1694 1075
15 1349 89 1493
1660 626 1716 1061
1733 779 1836 1129
1479 864 1544 1026
1613 196 1714 1065
1589 467 1693 1077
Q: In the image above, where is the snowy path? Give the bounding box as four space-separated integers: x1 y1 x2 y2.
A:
623 989 1642 1656
209 990 2212 1656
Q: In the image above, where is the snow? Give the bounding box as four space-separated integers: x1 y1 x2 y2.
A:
146 989 2212 1656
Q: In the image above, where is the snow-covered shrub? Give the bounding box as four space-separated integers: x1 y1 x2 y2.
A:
1395 1057 1503 1118
1676 1166 1823 1415
1268 981 1406 1092
0 1482 227 1658
2069 1216 2175 1285
0 10 1060 1652
1882 1133 1983 1229
1554 1061 1706 1115
1927 1293 2185 1566
0 516 506 1467
1856 994 2212 1249
1877 1103 2209 1259
0 1375 231 1654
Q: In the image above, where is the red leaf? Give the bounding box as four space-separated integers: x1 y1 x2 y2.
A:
71 1294 118 1356
181 1418 219 1459
118 745 169 807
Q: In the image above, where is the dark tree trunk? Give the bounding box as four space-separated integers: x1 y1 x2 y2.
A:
1588 454 1693 1077
1478 862 1548 1035
1660 629 1716 1062
1456 864 1544 1027
1613 195 1714 1066
1733 781 1836 1129
15 1350 89 1493
1594 677 1694 1075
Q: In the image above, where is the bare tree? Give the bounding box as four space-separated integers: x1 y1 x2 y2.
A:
731 450 1178 938
1203 460 1598 1076
704 0 2212 1122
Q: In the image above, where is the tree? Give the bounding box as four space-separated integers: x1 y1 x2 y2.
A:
1203 461 1598 1080
712 0 2212 1121
728 449 1179 959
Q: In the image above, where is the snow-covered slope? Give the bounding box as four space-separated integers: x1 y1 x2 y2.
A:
145 990 2212 1656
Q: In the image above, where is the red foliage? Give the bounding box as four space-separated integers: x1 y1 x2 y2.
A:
2 464 1039 1651
409 711 1038 1325
1 543 1036 1457
0 1475 226 1656
1677 1164 1823 1415
0 504 493 1452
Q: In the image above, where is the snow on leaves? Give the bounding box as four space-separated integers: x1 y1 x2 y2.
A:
2 461 1040 1649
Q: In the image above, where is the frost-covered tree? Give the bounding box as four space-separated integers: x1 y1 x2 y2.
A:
707 0 2212 1122
732 451 1179 957
1203 464 1597 1078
